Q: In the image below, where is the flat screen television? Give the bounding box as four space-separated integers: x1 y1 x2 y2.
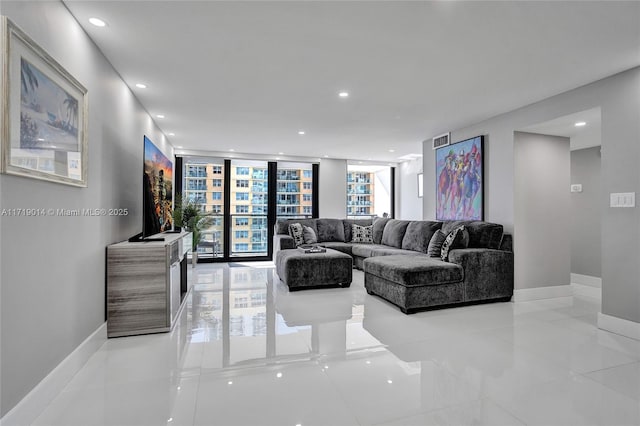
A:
142 135 173 238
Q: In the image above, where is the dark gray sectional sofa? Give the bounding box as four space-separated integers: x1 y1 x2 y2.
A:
273 217 514 313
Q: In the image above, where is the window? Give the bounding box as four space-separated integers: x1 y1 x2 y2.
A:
347 166 392 217
236 167 250 175
187 179 206 191
303 194 312 202
235 230 249 239
303 206 312 215
236 205 249 213
212 192 222 200
277 182 299 193
252 206 266 214
303 170 312 179
234 243 249 252
252 168 267 180
236 180 249 188
236 192 249 201
187 165 206 178
236 217 249 226
252 195 266 204
212 165 223 174
303 182 312 190
213 179 222 187
252 243 267 252
212 205 222 214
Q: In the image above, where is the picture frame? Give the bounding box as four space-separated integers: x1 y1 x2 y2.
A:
435 135 484 220
417 172 423 198
1 17 88 187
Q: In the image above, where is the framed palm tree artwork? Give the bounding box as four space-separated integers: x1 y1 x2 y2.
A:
1 17 88 187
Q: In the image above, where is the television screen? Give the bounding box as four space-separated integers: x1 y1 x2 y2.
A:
435 135 484 221
143 136 173 237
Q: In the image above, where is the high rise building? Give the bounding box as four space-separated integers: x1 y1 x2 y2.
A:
347 171 375 216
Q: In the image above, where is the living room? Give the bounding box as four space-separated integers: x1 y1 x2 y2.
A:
1 1 639 425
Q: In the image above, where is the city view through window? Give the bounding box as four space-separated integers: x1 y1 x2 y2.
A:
182 158 314 259
347 164 392 218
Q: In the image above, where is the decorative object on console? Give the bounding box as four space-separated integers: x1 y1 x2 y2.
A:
1 17 88 186
173 193 213 265
436 135 484 221
351 224 373 243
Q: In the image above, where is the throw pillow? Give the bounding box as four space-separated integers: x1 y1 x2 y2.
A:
351 224 373 243
288 223 304 247
440 225 466 261
427 230 447 257
302 225 318 244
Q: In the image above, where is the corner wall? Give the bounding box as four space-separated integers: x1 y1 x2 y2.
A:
514 132 570 290
571 147 602 278
0 1 171 416
319 158 347 218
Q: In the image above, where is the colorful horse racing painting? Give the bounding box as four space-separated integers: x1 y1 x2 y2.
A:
436 136 484 221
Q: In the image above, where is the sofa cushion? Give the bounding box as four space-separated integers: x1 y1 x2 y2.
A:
276 218 318 236
352 224 374 243
401 221 443 253
427 229 447 257
372 217 391 244
303 225 318 244
441 221 503 249
316 218 346 242
441 225 467 261
352 244 389 258
370 247 423 257
381 219 411 248
364 255 463 287
319 242 353 256
343 218 374 242
288 223 304 246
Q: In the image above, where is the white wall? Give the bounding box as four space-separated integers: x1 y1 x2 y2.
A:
514 132 570 290
318 158 347 218
397 158 423 220
423 66 640 325
0 2 171 416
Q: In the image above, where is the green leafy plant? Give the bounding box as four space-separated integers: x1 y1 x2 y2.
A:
173 193 214 251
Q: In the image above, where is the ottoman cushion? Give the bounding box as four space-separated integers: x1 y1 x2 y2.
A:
364 255 463 286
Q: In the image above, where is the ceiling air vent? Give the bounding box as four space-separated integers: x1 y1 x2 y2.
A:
432 132 450 150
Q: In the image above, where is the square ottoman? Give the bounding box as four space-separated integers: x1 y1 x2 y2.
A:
276 248 352 290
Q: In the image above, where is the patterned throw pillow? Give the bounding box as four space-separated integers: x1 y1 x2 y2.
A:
288 223 304 247
302 225 318 244
427 230 447 257
440 225 466 261
352 224 374 244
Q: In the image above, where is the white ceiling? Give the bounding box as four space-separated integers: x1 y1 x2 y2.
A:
63 1 640 162
522 107 602 151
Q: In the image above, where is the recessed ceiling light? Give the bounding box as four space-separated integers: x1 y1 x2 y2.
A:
358 161 363 164
324 155 329 158
298 130 305 135
135 83 147 89
278 152 284 155
276 372 283 378
338 91 349 98
156 114 165 119
388 149 395 153
89 17 107 27
575 121 587 127
229 149 235 152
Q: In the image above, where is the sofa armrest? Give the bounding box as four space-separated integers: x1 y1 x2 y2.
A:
273 234 296 260
447 248 514 302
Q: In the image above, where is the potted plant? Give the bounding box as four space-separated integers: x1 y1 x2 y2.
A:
173 194 213 266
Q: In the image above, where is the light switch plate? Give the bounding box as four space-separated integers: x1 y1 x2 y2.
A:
571 184 582 193
610 192 636 208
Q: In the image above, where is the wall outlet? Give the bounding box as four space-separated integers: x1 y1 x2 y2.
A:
570 184 583 193
610 192 636 208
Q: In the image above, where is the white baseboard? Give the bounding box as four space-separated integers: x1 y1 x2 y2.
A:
0 322 107 426
571 282 602 299
570 273 602 288
513 284 573 302
598 313 640 341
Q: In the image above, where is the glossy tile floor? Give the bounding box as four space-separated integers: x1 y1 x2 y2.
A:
34 263 640 426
